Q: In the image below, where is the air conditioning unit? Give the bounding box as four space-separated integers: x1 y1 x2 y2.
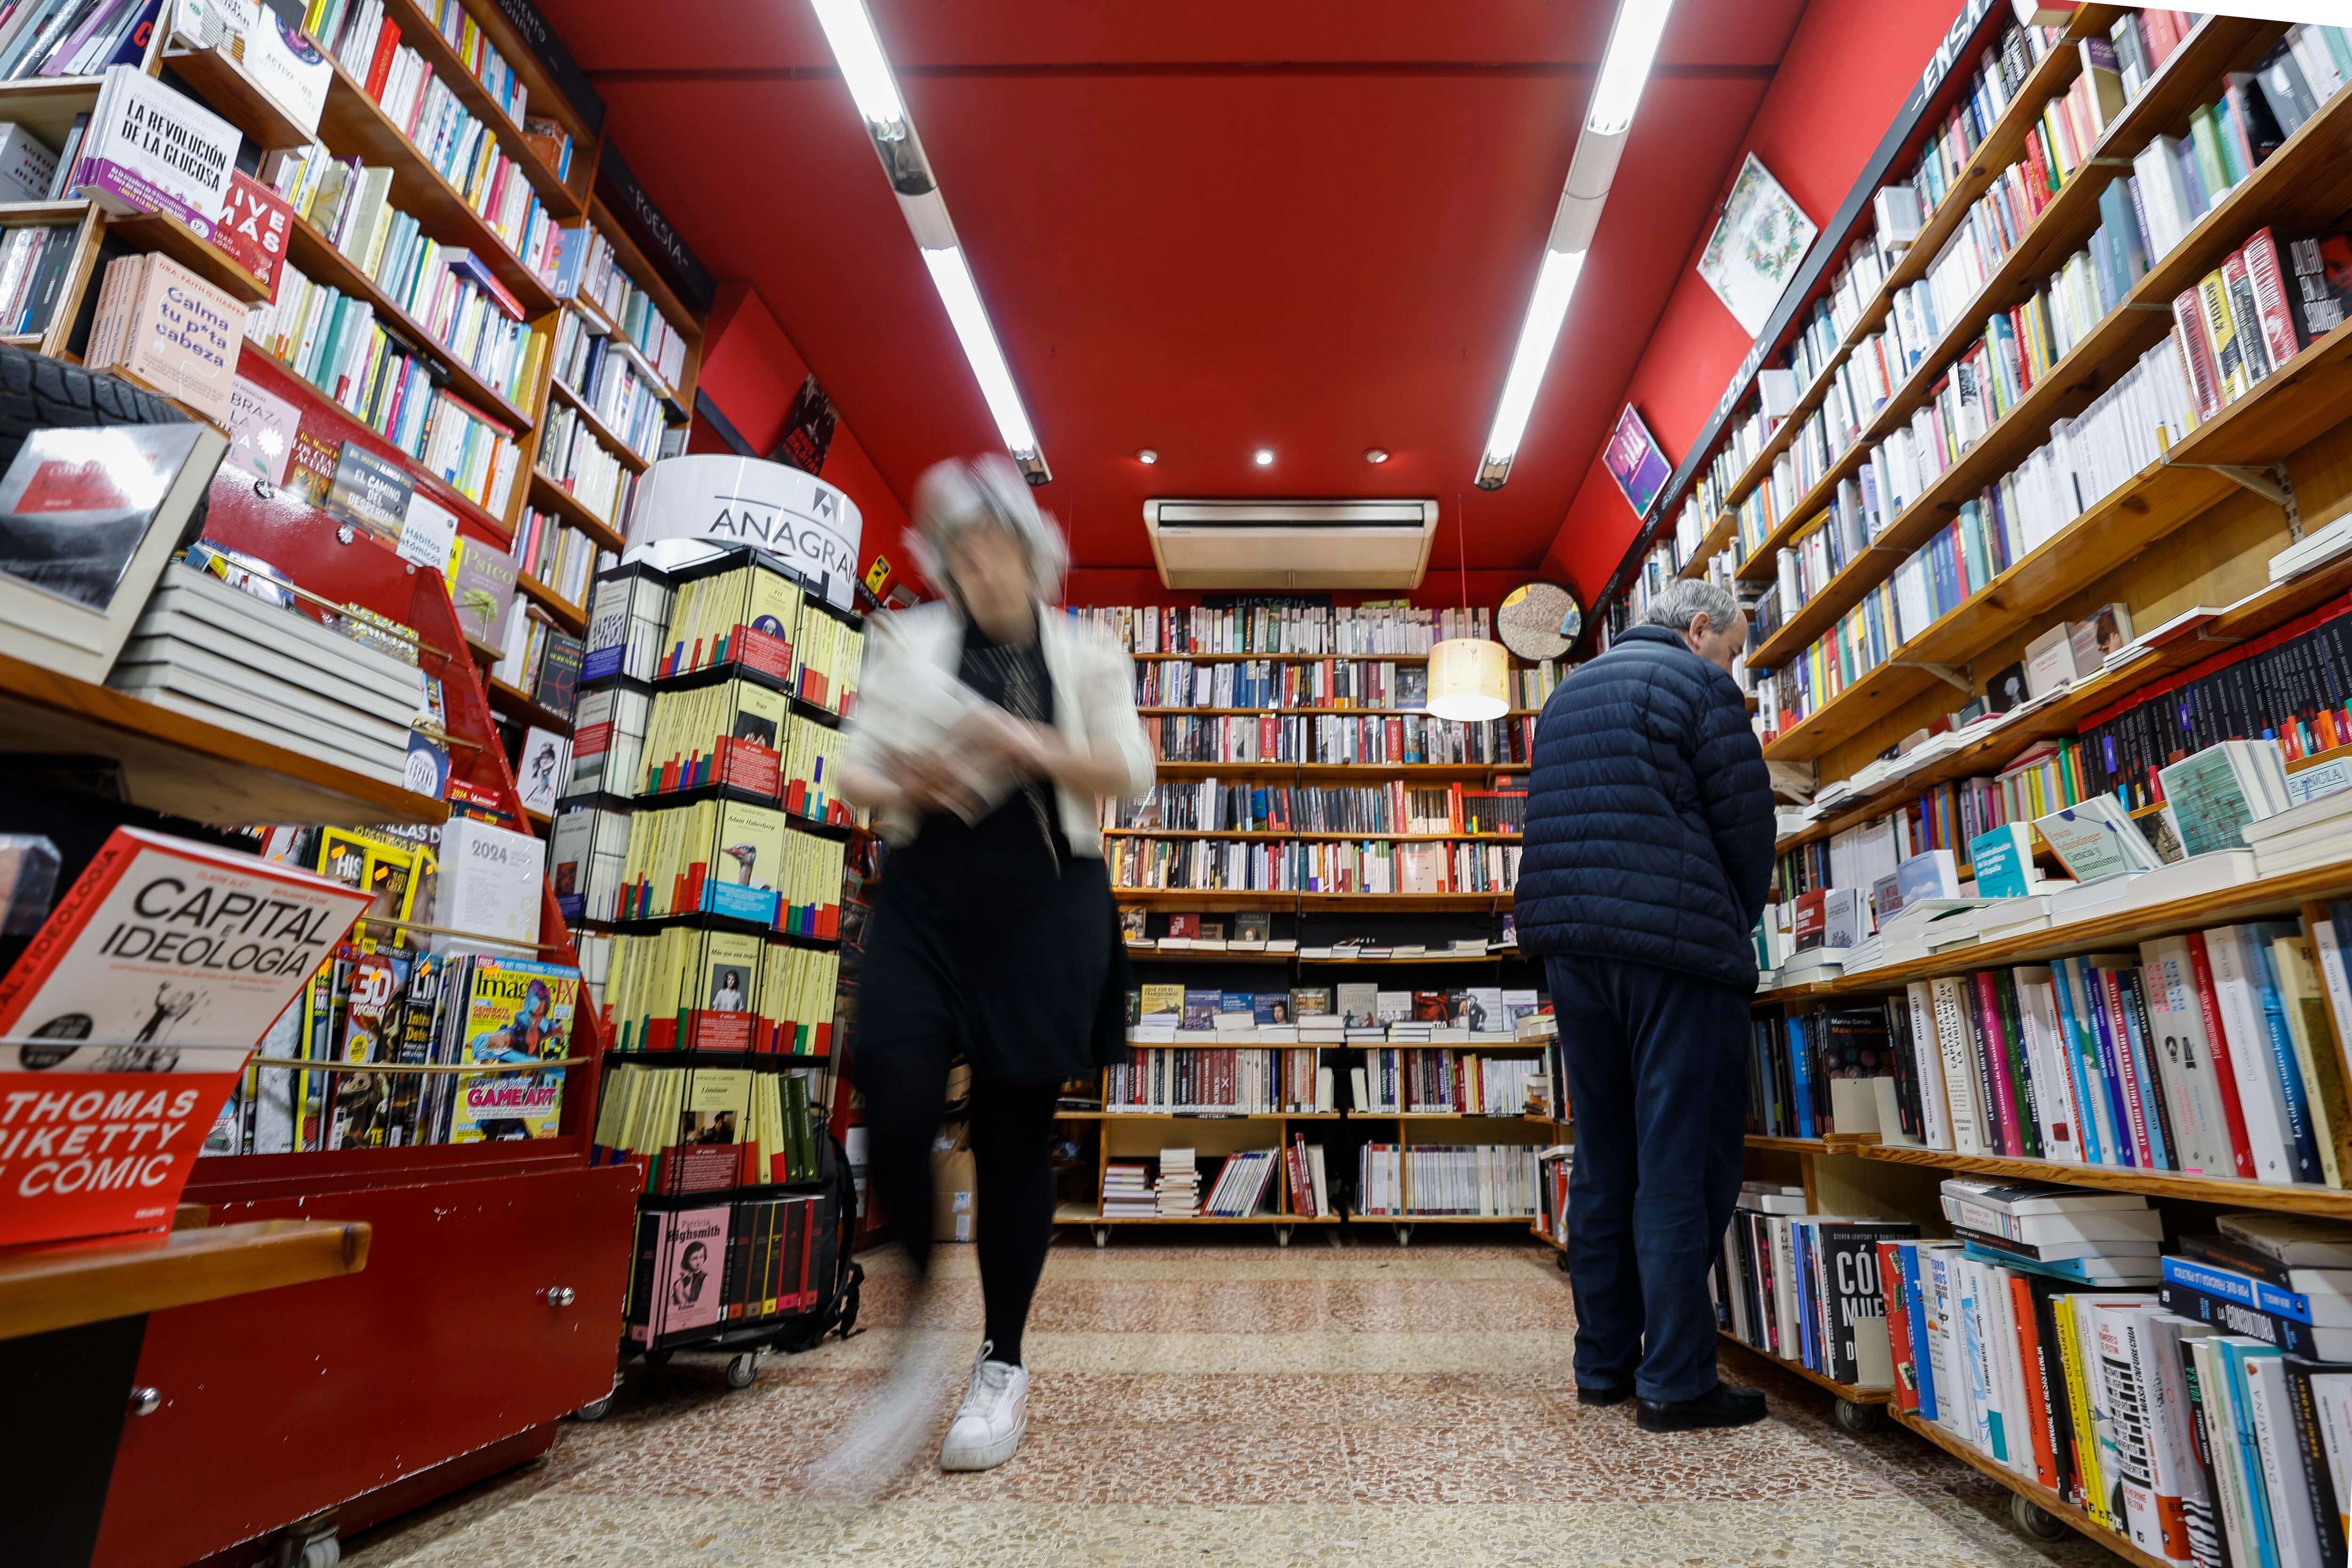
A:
1142 499 1439 590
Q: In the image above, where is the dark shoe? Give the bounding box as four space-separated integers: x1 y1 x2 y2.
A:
1575 1383 1633 1407
1636 1383 1768 1432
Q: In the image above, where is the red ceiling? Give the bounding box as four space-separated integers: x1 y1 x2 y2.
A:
539 1 1815 582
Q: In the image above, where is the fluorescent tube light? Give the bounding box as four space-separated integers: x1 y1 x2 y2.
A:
1478 247 1584 486
1586 0 1676 135
807 0 1049 481
922 244 1041 460
807 0 907 131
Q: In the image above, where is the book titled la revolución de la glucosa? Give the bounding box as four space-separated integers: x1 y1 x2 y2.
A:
71 65 242 234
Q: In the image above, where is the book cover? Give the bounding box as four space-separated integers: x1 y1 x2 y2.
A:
323 439 413 544
73 65 241 231
1969 822 2036 898
223 372 301 487
445 533 517 648
450 957 578 1142
211 168 291 292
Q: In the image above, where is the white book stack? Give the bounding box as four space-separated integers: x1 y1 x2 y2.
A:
2244 785 2352 877
1155 1147 1199 1217
1100 1162 1157 1218
109 564 424 784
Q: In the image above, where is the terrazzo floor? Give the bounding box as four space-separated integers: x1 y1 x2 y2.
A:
341 1233 2127 1568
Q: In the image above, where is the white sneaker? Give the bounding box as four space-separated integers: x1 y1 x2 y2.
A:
938 1342 1029 1472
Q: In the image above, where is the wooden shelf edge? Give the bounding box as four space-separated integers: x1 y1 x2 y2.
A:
0 1218 369 1340
548 376 655 472
1887 1407 2170 1568
1716 1329 1891 1405
528 468 627 553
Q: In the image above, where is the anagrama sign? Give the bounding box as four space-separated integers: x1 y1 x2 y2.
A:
628 454 865 610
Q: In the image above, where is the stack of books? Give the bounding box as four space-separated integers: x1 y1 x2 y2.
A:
1100 1162 1156 1218
2161 1211 2352 1361
1942 1179 2162 1288
111 563 427 786
1155 1148 1199 1217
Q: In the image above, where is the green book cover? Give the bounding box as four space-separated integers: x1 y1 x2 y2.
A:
2188 106 2233 204
2157 747 2257 857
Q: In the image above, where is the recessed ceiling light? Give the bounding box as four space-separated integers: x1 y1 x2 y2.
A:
1136 448 1159 464
1253 449 1275 466
1365 447 1390 464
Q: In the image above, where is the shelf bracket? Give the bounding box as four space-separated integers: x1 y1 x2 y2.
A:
2169 461 2300 536
1890 660 1973 693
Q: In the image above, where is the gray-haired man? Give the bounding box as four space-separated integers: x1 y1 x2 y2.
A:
1517 579 1777 1431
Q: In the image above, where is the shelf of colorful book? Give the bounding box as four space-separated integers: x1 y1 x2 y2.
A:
1676 510 1736 581
485 673 570 732
1130 650 1440 663
1725 14 2270 589
1854 1138 2352 1220
1885 1405 2171 1568
1717 1328 1892 1405
0 74 114 148
584 192 705 408
605 1051 831 1069
1124 947 1298 964
1052 1206 1341 1226
1139 706 1539 719
307 44 558 314
1297 952 1526 966
527 465 628 552
1755 89 2352 677
548 374 652 471
373 0 586 220
0 646 448 827
160 41 321 153
1706 19 2084 575
1772 564 2352 855
280 211 545 435
1104 829 1523 844
1055 1111 1343 1121
513 568 586 634
1147 761 1525 782
1766 347 2352 769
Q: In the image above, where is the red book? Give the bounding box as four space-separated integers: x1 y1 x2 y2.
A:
2240 228 2306 372
2172 286 2222 420
2007 1273 2062 1491
364 20 402 102
1877 1241 1918 1413
210 171 293 293
2185 931 2258 1178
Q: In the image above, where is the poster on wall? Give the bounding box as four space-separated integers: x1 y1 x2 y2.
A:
1697 153 1818 338
1602 405 1671 519
771 375 838 476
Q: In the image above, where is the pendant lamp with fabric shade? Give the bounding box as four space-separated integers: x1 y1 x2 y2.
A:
1423 498 1510 722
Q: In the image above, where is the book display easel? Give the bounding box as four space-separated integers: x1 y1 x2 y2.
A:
1577 7 2352 1561
1057 599 1570 1244
0 0 730 1560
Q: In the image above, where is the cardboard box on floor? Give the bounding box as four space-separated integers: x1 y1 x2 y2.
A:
933 1121 974 1242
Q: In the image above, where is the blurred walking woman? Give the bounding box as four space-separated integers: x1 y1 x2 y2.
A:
836 455 1152 1475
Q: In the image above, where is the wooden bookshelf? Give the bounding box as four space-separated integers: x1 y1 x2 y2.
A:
0 649 447 827
1140 706 1539 719
280 213 544 433
1771 1137 2352 1220
1105 828 1523 843
1132 649 1444 663
528 468 629 553
1753 67 2352 695
309 49 558 314
377 0 583 218
583 192 706 409
1125 947 1297 964
1056 1111 1342 1122
1716 1329 1891 1404
513 570 588 634
548 375 654 471
1297 952 1525 966
1144 762 1526 781
160 43 320 151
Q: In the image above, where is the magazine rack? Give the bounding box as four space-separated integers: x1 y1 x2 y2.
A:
82 367 639 1568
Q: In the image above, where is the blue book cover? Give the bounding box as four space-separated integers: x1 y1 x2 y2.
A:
2081 963 2141 1169
1969 822 2035 898
2162 1256 2313 1323
2048 957 2109 1167
2111 967 2172 1171
1959 1242 2136 1288
2246 921 2326 1183
1959 1268 2005 1462
1789 1015 1816 1138
1901 1244 1939 1421
2218 1338 2288 1568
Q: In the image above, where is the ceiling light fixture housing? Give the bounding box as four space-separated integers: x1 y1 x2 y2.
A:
1477 0 1675 491
807 0 1051 485
1137 449 1159 464
1253 449 1275 467
1365 447 1390 464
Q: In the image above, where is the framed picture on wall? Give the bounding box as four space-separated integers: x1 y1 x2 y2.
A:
1602 405 1671 518
1697 153 1818 338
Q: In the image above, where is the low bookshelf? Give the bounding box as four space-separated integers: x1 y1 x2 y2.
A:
1716 1329 1891 1435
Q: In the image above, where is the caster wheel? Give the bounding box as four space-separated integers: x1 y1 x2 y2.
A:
1274 1226 1293 1248
1834 1399 1884 1436
574 1393 614 1421
1092 1226 1109 1249
1394 1225 1413 1247
644 1347 673 1368
2011 1492 2068 1542
725 1353 759 1390
296 1537 340 1568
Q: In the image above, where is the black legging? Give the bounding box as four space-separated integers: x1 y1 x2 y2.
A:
859 1035 1060 1367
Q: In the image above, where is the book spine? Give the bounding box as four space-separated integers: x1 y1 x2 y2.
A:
2187 930 2261 1178
2008 1272 2061 1490
1974 971 2025 1157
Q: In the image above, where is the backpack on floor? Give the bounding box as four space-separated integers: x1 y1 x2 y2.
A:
773 1129 864 1353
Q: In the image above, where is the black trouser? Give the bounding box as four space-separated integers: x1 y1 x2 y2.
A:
858 1035 1060 1367
1545 953 1749 1403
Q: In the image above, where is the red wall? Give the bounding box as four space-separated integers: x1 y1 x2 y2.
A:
1540 0 1966 601
689 280 914 589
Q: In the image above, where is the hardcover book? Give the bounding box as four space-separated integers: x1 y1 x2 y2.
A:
72 65 242 233
84 250 248 424
323 440 414 543
211 168 293 291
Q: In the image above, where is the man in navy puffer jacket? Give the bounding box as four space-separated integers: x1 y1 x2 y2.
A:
1520 578 1775 1431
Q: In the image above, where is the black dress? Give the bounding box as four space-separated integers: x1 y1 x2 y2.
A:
857 614 1126 1084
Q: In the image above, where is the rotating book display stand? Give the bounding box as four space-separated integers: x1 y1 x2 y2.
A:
1575 7 2352 1560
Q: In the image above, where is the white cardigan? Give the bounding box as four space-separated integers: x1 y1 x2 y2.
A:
843 602 1154 853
